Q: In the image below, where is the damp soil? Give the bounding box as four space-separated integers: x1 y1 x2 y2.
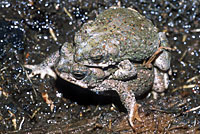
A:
0 0 200 134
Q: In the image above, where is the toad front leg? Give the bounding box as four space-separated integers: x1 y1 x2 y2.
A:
24 51 60 79
92 79 141 129
109 60 137 80
113 80 142 128
24 42 74 79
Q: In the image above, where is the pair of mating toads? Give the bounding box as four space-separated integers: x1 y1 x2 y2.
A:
25 7 171 129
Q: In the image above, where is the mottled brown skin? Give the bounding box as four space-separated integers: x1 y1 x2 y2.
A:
24 7 171 129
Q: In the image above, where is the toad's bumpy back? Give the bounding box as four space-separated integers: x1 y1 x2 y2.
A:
74 7 160 67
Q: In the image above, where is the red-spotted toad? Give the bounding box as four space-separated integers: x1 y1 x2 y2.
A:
24 7 171 129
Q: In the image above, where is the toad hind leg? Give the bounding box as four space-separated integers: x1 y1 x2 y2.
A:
145 32 172 68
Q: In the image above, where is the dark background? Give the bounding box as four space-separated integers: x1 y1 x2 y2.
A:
0 0 199 133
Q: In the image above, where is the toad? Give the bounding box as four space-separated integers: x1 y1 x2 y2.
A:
24 7 171 129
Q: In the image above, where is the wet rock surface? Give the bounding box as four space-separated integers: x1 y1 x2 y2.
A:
0 0 199 133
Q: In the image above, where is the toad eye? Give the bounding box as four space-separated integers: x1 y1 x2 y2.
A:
89 48 104 63
72 64 89 80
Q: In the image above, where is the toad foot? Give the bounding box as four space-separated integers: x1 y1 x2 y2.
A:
129 103 142 129
24 64 57 79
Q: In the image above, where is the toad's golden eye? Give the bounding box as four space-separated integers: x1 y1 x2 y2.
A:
89 48 104 63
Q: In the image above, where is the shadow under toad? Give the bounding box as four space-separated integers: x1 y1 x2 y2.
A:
55 76 149 113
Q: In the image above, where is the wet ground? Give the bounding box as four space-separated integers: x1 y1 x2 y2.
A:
0 0 200 133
